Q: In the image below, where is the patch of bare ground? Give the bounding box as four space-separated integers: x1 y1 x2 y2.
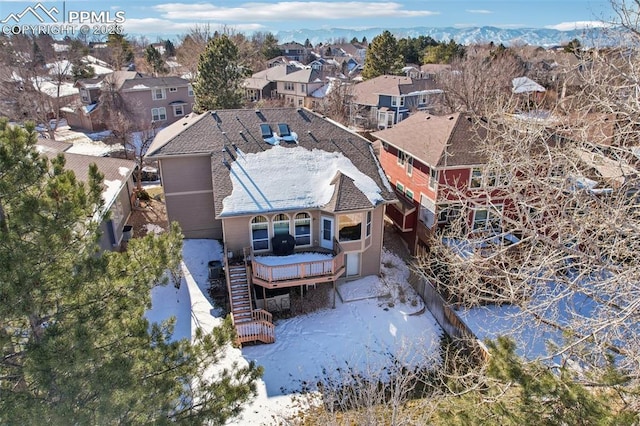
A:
127 188 169 238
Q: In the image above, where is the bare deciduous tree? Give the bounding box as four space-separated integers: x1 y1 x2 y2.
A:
415 10 640 411
438 46 526 115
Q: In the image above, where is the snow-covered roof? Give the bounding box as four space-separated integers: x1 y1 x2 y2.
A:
221 145 384 216
147 108 397 217
33 78 79 98
512 76 546 93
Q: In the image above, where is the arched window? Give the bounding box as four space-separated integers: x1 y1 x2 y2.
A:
251 216 269 251
294 212 311 246
273 213 290 236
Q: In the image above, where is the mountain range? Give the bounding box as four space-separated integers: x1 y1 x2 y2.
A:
275 26 618 48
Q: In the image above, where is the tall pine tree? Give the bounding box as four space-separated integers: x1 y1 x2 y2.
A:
361 30 404 79
0 119 262 424
145 44 167 75
193 34 245 112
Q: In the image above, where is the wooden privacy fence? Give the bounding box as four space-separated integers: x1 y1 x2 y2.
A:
408 270 490 363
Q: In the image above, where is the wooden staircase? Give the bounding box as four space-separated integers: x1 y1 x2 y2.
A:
227 262 275 345
228 264 253 324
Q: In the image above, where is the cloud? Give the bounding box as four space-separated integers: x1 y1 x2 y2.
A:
123 17 264 34
152 1 438 21
466 9 492 15
545 20 610 31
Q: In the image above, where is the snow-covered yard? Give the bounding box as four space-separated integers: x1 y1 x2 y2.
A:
146 239 443 425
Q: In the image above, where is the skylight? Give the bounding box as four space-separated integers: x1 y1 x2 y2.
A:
277 123 291 137
260 123 273 138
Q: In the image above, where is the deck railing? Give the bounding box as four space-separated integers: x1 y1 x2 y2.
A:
250 239 345 285
235 309 275 344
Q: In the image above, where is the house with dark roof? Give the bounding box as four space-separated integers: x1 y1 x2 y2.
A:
350 75 444 130
146 107 397 344
36 138 136 251
278 42 309 62
372 112 508 255
242 64 325 108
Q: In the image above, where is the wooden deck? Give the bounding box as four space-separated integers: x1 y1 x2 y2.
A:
250 240 345 289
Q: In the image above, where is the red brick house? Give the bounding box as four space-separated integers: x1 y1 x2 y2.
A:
373 112 510 254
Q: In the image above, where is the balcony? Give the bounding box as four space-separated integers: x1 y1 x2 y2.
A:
249 239 345 289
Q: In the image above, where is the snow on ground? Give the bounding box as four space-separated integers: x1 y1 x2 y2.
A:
146 239 442 425
456 304 559 361
144 224 165 235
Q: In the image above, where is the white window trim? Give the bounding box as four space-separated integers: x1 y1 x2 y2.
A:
152 88 166 100
470 167 483 189
470 166 508 189
391 96 404 107
405 188 414 200
472 206 503 231
365 210 372 237
187 84 194 97
172 104 184 117
429 167 438 189
151 107 167 122
406 156 413 176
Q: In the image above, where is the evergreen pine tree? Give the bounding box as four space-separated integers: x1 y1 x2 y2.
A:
145 44 166 75
261 32 281 60
433 337 638 425
0 119 262 424
163 39 176 58
361 30 404 79
193 34 245 112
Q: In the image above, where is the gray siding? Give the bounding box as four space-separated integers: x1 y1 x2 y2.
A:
161 155 222 239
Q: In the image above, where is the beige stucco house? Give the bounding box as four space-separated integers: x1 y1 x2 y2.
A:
146 107 397 344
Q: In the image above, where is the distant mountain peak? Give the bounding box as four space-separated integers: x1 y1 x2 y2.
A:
275 26 617 48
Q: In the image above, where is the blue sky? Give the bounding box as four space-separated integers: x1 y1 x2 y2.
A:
1 0 614 39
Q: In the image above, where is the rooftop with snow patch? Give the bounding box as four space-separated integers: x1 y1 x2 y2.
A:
146 107 396 217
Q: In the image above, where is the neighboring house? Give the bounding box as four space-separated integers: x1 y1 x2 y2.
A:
66 71 193 131
119 75 193 126
266 56 293 68
46 57 113 78
512 76 547 106
278 42 309 62
66 71 141 131
243 64 324 108
351 75 444 130
276 67 324 108
319 42 367 62
65 77 105 131
419 63 452 80
35 138 136 252
146 107 397 344
308 58 342 77
402 65 421 79
150 42 166 55
33 78 80 111
372 112 503 255
243 63 303 102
